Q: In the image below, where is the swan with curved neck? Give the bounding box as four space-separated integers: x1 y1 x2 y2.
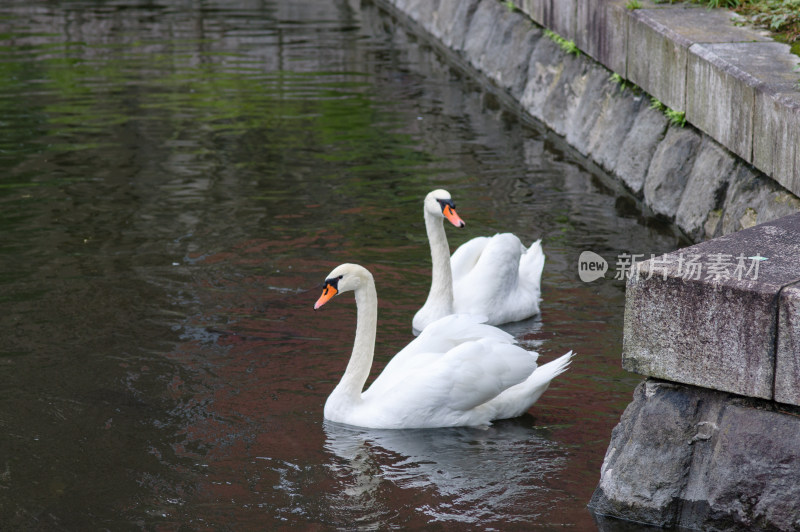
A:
413 189 545 331
314 263 572 429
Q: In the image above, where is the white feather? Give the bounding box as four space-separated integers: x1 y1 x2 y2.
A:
414 190 545 331
317 264 573 430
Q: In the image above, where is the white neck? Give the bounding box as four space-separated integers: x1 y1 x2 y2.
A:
423 207 454 315
328 275 378 405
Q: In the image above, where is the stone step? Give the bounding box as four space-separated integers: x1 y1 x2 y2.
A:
513 0 800 200
623 212 800 406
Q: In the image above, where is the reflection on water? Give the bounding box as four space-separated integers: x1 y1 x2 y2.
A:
0 0 686 529
324 418 564 526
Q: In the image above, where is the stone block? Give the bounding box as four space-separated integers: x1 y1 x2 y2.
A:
776 282 800 407
463 0 500 71
623 212 800 399
675 137 737 241
575 0 628 76
586 83 645 174
686 44 757 163
591 379 800 530
614 98 668 195
522 0 577 41
464 0 542 99
430 0 481 51
521 35 586 133
642 125 702 218
627 9 691 113
754 88 800 199
628 7 769 113
565 63 613 156
719 164 800 236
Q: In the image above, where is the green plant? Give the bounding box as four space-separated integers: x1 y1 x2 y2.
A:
626 0 643 9
649 97 665 111
544 29 580 56
650 97 686 126
665 108 687 127
609 72 628 91
502 0 518 12
735 0 800 43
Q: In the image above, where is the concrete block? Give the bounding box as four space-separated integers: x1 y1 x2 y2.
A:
628 7 769 113
627 9 691 112
523 0 577 41
755 89 800 199
675 137 737 241
776 282 800 407
642 125 702 218
686 44 758 163
614 98 668 195
623 213 800 399
575 0 628 76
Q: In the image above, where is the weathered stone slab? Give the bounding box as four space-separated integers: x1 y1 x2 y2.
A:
521 35 587 135
463 1 502 73
591 379 800 530
755 88 800 200
520 0 577 42
687 45 757 163
718 163 800 236
642 125 702 218
565 63 613 156
429 0 481 51
623 212 800 400
776 282 800 407
675 137 737 241
464 0 542 99
586 84 645 174
628 7 770 114
575 0 627 76
614 98 668 196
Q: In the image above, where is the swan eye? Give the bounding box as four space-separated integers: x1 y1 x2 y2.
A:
436 198 456 212
324 276 341 292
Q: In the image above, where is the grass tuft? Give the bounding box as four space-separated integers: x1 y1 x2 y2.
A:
544 29 580 56
650 98 686 126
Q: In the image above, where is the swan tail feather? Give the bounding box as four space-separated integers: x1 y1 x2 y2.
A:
519 239 545 285
490 350 574 420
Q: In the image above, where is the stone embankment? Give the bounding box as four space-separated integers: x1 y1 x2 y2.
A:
378 0 799 242
375 0 800 529
591 212 800 530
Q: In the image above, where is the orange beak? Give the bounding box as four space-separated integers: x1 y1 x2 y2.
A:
314 284 338 310
443 204 465 228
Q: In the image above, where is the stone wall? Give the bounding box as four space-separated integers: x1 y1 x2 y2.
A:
378 0 799 243
589 379 800 530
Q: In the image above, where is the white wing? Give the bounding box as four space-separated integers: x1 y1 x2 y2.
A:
364 314 511 399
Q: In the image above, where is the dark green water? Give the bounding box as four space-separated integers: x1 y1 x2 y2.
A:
0 1 685 529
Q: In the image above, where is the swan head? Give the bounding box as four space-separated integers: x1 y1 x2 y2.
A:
424 189 465 228
314 263 372 310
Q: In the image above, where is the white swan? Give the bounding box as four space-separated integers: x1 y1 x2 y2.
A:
413 189 545 331
314 263 573 429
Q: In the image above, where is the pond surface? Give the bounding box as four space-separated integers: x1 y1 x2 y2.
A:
0 0 685 529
